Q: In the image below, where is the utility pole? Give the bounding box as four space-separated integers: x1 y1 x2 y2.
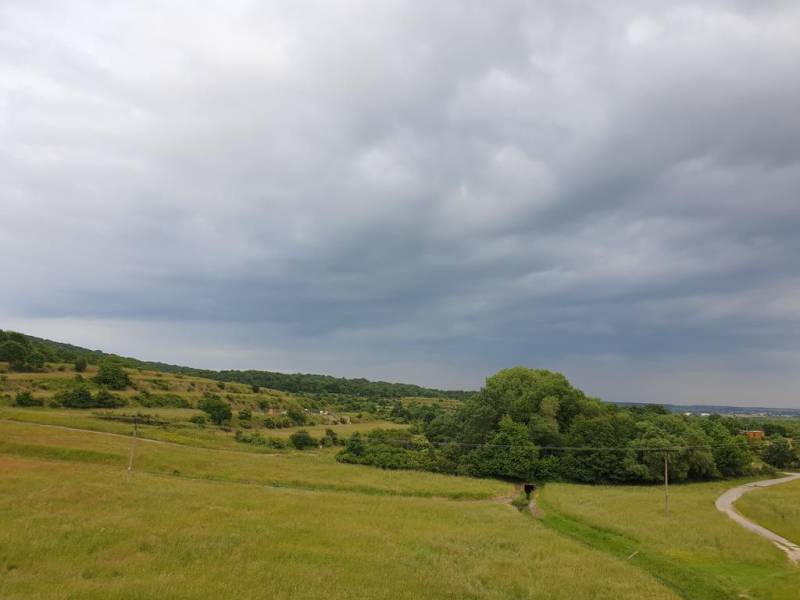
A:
663 450 669 515
127 416 138 481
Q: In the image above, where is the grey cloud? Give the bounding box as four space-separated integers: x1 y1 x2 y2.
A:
2 1 800 406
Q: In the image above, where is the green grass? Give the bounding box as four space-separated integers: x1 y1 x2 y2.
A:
0 420 507 499
737 478 800 545
0 407 406 454
540 481 800 599
0 450 679 599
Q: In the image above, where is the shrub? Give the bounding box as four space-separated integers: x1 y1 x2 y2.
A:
94 359 131 390
190 414 207 426
238 408 252 421
198 393 232 425
289 430 317 450
136 390 189 408
74 357 87 373
287 407 306 425
94 387 126 408
54 383 94 408
14 391 43 407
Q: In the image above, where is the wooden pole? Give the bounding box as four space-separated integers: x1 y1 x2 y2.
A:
663 451 669 515
127 417 138 481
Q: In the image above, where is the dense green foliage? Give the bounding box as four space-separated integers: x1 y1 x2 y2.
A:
761 435 797 468
53 382 126 409
94 358 131 390
340 367 758 484
289 430 317 450
14 391 43 407
0 331 45 371
198 393 232 425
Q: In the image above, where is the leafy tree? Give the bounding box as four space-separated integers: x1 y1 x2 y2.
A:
287 406 306 425
27 350 45 370
94 359 131 390
0 341 30 371
560 413 636 483
289 430 317 450
461 415 540 480
763 435 796 468
74 357 88 372
700 418 751 477
345 432 365 456
198 393 232 425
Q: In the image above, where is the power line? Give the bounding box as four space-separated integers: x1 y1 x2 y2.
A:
371 438 755 451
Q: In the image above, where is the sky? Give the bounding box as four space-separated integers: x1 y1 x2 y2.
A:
2 1 800 407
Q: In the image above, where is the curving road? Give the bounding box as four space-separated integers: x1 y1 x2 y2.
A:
715 473 800 562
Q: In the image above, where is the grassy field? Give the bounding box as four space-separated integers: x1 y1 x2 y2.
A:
540 481 800 600
0 420 505 499
0 427 681 599
0 361 409 452
737 478 800 545
0 406 406 452
2 361 797 599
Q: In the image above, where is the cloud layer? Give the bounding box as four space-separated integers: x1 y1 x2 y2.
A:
2 1 800 405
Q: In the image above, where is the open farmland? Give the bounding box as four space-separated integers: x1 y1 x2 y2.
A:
0 423 681 600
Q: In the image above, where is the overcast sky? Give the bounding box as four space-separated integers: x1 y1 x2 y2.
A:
2 1 800 406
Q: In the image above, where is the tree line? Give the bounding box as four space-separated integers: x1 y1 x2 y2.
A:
337 367 794 484
1 330 472 399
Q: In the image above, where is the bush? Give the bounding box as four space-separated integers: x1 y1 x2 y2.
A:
190 414 207 426
198 393 232 425
289 430 317 450
136 390 190 408
54 383 94 408
74 357 87 373
287 407 306 425
14 391 43 407
94 359 131 390
94 387 126 408
238 408 252 421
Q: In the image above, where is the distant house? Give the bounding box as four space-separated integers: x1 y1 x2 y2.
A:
743 430 765 441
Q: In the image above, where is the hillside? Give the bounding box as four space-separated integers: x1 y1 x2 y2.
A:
1 329 473 399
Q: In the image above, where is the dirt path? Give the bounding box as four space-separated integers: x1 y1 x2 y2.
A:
715 473 800 562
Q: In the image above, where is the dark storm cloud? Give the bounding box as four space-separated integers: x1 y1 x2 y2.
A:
2 1 800 406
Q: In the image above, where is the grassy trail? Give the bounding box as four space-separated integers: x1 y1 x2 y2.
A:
539 481 800 600
536 496 732 600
